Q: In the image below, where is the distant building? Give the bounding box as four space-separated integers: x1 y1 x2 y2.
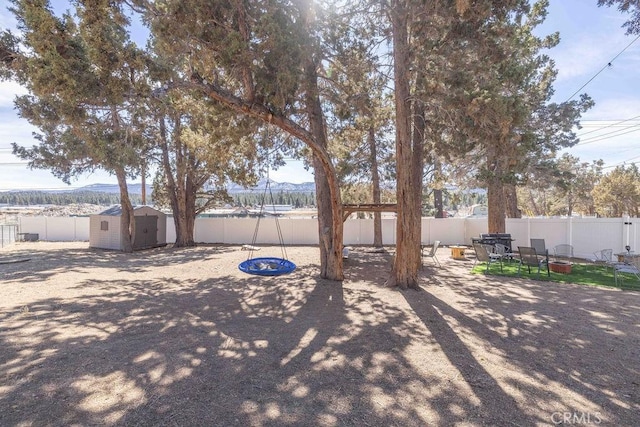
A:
260 204 293 212
466 205 488 218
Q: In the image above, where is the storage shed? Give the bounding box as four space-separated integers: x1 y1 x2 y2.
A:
90 205 167 251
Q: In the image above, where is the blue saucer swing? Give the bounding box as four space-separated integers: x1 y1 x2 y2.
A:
238 257 296 276
238 174 296 276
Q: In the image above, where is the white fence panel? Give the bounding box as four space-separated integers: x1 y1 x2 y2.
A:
381 219 396 245
194 218 226 243
46 217 75 241
11 215 640 258
343 219 364 245
289 219 318 245
166 217 176 243
464 218 488 246
425 218 467 246
526 218 569 251
505 219 529 251
18 217 48 240
630 218 640 255
18 216 90 241
73 217 91 241
505 217 639 259
571 218 624 258
506 218 568 254
280 218 319 245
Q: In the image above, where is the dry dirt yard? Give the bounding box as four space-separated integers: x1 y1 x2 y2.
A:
1 241 639 426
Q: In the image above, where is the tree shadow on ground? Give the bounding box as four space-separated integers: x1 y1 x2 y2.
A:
1 247 489 426
0 244 236 284
2 244 639 426
408 266 640 426
341 246 394 286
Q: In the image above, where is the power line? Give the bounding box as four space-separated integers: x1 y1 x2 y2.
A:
564 34 640 102
581 119 640 122
577 124 640 145
603 154 640 170
577 114 640 137
578 127 640 145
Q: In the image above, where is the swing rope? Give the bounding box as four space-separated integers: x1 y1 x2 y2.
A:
238 123 296 276
246 168 289 262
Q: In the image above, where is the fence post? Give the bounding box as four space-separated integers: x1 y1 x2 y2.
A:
568 216 573 247
623 215 630 249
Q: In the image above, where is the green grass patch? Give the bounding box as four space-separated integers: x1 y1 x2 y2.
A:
471 261 640 291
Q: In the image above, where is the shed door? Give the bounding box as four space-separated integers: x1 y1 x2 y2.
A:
134 215 158 250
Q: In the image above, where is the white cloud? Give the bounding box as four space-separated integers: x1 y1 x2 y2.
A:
551 33 638 84
0 6 17 30
0 116 36 146
541 4 638 84
583 98 640 121
0 81 28 106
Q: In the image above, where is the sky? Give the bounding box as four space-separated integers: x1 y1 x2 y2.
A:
1 0 639 190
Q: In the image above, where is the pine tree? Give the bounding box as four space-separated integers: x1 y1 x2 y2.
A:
2 0 151 252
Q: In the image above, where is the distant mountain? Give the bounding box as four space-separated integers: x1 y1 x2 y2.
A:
225 179 315 194
66 179 315 195
71 183 151 195
0 183 150 195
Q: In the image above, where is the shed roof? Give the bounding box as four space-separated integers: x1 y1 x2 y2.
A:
98 205 162 216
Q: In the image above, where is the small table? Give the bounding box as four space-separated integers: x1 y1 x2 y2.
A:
615 252 640 263
450 246 466 260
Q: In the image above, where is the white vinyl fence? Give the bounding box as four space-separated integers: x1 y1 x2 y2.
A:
15 215 640 259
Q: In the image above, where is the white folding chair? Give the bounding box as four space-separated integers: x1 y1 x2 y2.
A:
422 240 441 268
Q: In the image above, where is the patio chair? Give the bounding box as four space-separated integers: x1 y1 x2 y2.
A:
472 242 503 272
553 244 574 261
422 240 441 268
613 255 640 286
518 246 550 278
494 243 516 262
589 249 614 272
530 238 548 256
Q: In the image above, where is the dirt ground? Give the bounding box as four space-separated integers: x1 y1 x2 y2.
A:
1 241 638 426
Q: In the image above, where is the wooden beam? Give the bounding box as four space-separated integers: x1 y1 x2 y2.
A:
342 204 398 222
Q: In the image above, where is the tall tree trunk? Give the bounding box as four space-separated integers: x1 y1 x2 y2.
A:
115 166 135 253
487 175 506 233
172 168 196 247
528 189 541 216
411 76 426 262
504 183 521 218
434 189 444 218
159 115 196 247
388 2 421 289
181 173 197 246
173 183 196 247
111 107 135 253
486 141 507 233
141 161 146 205
433 161 444 218
368 125 383 247
301 6 343 280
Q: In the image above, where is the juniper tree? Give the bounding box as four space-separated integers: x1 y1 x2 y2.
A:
1 0 151 252
148 83 263 247
127 0 345 280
